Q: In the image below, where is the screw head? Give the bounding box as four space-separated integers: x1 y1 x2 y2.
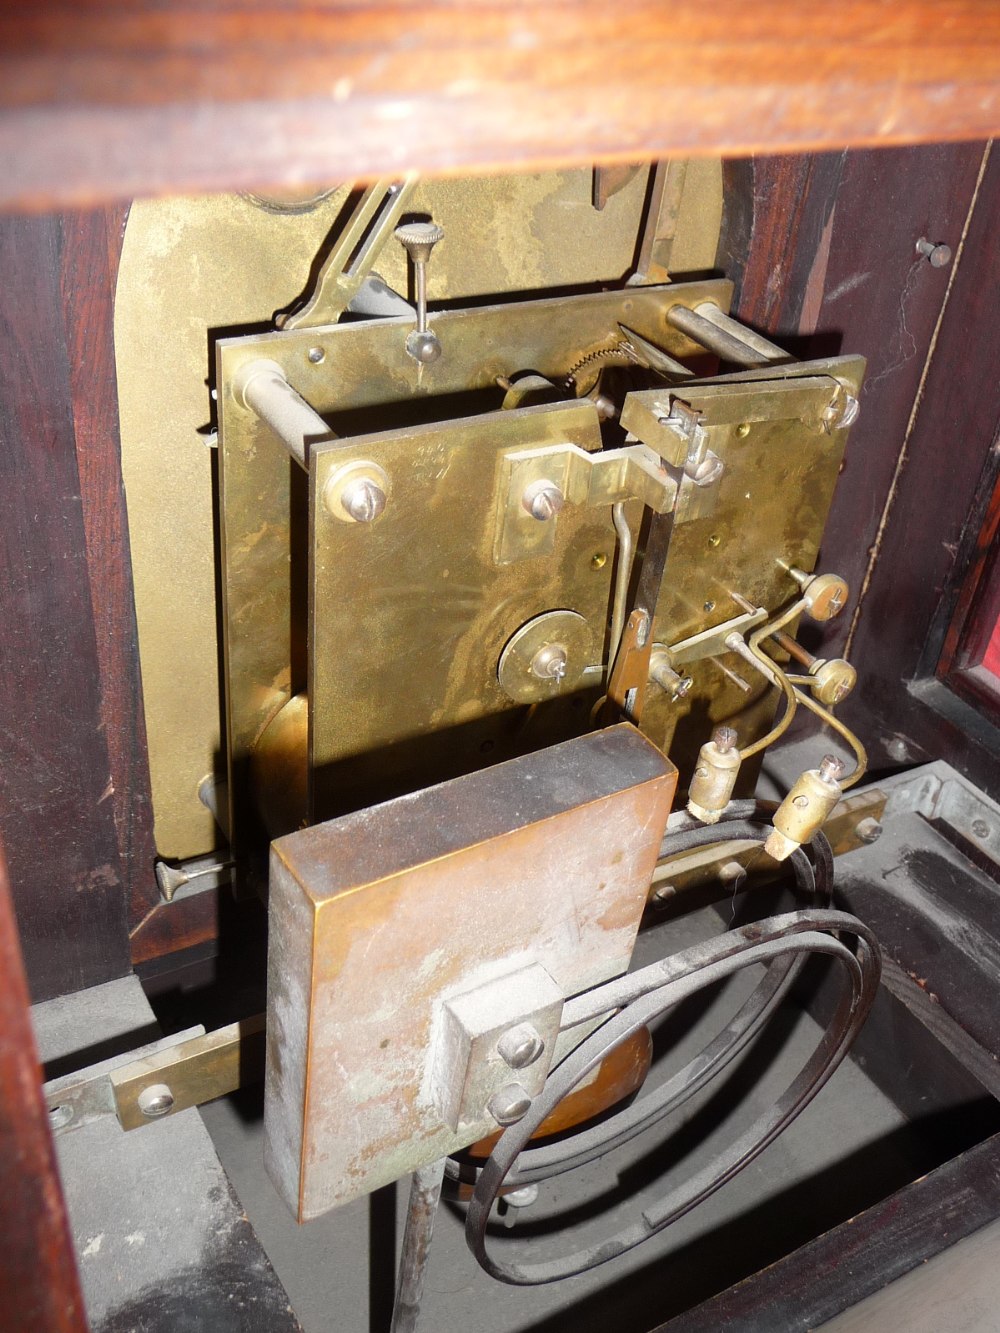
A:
916 237 952 268
712 725 738 753
341 476 387 523
522 479 565 521
138 1083 175 1119
497 1024 545 1070
307 346 325 364
972 819 991 839
488 1083 532 1126
855 817 883 844
530 643 568 683
405 329 442 364
818 754 846 785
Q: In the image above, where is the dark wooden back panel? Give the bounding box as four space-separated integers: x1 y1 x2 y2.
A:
0 841 87 1330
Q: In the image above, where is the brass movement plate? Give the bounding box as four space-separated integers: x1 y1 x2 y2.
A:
216 280 733 853
115 165 722 860
264 725 676 1220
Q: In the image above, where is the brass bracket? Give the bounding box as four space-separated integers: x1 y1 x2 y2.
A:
495 439 677 564
665 607 770 667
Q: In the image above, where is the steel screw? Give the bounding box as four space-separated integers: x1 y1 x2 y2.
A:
307 346 325 364
497 1024 545 1070
972 819 991 839
341 476 387 523
488 1083 533 1126
855 817 883 844
138 1084 175 1119
712 725 738 753
818 754 846 785
916 237 953 268
522 479 565 521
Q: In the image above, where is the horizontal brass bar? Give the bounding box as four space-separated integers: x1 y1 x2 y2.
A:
111 1012 266 1131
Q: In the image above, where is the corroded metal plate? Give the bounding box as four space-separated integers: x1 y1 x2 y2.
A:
264 724 676 1221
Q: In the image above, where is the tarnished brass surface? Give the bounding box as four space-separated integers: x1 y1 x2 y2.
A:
648 788 888 903
111 1013 266 1131
217 280 732 848
263 725 676 1220
116 165 721 859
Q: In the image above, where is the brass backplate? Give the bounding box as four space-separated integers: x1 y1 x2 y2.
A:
264 725 676 1220
116 165 722 860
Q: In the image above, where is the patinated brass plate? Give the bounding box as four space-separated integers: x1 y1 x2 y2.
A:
216 280 732 854
264 725 676 1220
116 165 722 859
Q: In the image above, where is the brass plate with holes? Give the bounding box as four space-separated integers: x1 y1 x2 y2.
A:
216 280 732 853
217 285 863 858
116 165 723 860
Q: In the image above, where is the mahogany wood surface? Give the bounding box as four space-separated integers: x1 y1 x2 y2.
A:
0 211 133 1000
0 843 87 1332
59 207 162 939
844 146 1000 794
719 142 988 671
2 2 999 209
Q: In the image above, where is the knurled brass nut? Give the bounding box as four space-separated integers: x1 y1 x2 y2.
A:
395 220 445 264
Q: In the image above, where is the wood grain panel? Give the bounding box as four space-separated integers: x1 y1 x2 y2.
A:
843 145 1000 790
720 144 988 670
0 843 87 1333
1 2 999 208
58 207 161 936
0 213 131 999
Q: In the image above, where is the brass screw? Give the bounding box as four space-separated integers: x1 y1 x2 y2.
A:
736 422 751 438
591 552 608 570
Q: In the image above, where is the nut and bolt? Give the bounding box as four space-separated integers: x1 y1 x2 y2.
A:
522 479 565 521
488 1083 533 1126
497 1023 545 1070
137 1083 176 1119
855 817 883 844
501 1181 540 1227
916 237 953 268
341 476 388 524
712 725 738 753
818 754 846 785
